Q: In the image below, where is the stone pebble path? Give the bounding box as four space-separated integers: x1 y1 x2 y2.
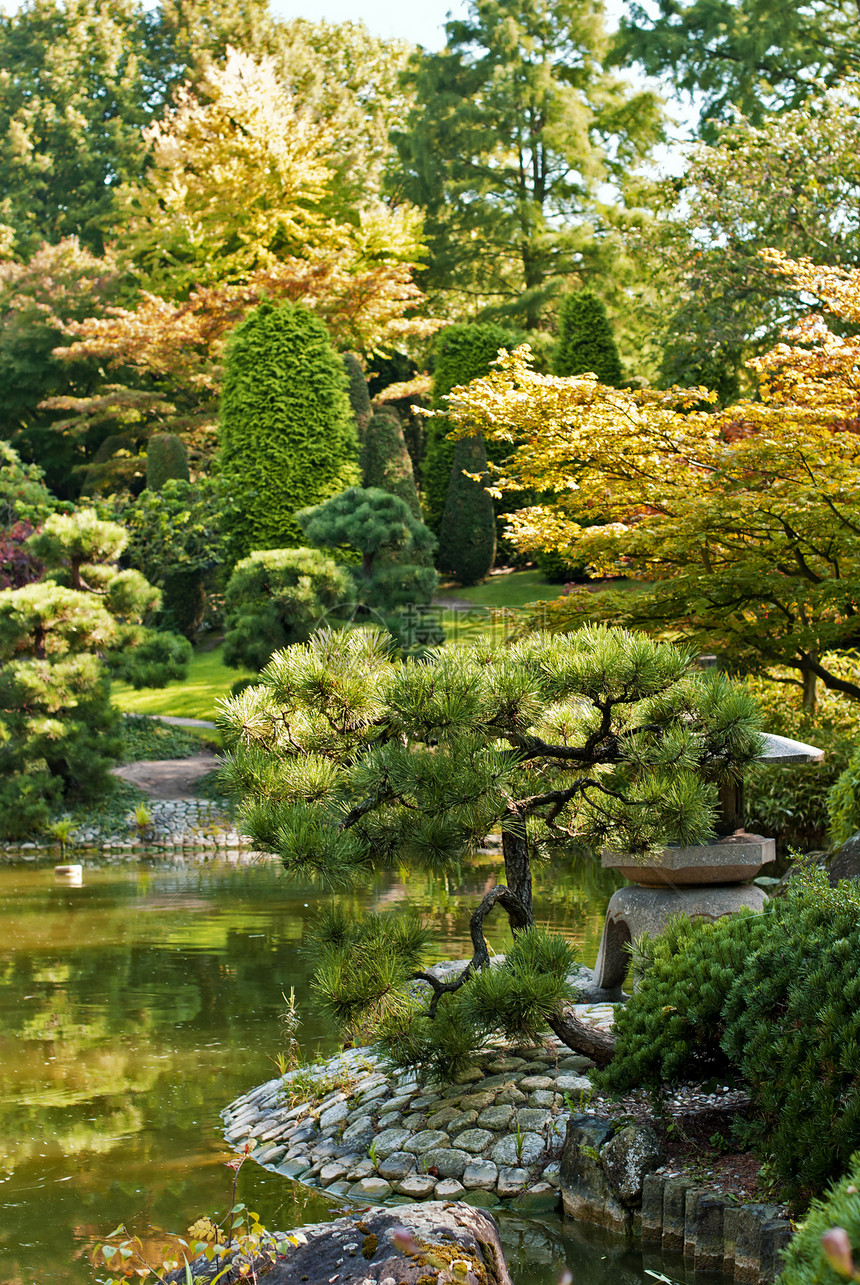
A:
222 1004 616 1214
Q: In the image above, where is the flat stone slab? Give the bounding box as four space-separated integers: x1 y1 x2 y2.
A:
165 1201 512 1285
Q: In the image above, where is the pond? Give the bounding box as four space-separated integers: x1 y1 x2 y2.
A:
0 850 710 1285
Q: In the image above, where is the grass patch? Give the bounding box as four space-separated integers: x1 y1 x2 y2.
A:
120 714 212 763
439 569 559 610
111 646 256 721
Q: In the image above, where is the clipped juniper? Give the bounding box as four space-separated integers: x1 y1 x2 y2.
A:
361 410 422 519
145 432 190 490
219 624 764 1077
27 509 191 687
343 353 372 445
437 432 496 585
296 486 440 649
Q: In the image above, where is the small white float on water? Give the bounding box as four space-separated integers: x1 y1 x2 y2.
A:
54 864 82 884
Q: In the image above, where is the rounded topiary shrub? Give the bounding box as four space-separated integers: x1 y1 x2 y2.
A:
218 301 359 564
145 432 190 491
222 547 355 672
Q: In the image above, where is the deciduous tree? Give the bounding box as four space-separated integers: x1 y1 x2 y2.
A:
440 255 860 710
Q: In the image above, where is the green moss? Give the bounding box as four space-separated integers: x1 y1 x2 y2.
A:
361 1234 378 1259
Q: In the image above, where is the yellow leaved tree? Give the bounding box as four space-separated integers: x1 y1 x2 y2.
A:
440 252 860 711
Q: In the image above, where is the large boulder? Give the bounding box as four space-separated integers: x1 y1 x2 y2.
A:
827 833 860 885
166 1201 512 1285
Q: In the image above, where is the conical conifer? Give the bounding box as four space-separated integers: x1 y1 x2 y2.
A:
437 434 495 585
553 289 622 385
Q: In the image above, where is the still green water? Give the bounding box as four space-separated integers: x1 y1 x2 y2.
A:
0 852 691 1285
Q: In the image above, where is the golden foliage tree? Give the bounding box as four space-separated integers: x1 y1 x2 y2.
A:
439 253 860 710
45 48 433 473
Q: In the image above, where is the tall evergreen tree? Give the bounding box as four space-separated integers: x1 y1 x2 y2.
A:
553 289 622 384
218 300 359 564
437 434 496 585
361 411 421 518
394 0 661 327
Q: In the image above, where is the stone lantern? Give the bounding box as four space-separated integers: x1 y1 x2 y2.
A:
592 733 824 990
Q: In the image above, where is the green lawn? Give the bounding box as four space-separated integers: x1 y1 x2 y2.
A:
439 569 561 610
111 646 255 721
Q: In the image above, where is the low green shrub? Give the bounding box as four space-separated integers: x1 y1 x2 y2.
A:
722 870 860 1206
595 911 762 1095
777 1151 860 1284
596 867 860 1208
223 548 354 672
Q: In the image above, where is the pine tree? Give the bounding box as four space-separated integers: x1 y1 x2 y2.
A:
0 581 121 838
218 301 359 563
553 289 622 384
296 486 438 631
27 510 191 687
219 625 764 1074
437 434 496 585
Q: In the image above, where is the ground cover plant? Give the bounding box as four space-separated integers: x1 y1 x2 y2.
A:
597 865 860 1209
219 623 763 1077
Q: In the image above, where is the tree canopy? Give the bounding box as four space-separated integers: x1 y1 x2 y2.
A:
220 624 762 1071
440 254 860 710
394 0 662 327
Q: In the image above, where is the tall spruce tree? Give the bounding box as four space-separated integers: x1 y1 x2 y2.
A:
437 434 496 585
218 301 359 564
219 625 764 1078
343 353 373 446
553 289 623 384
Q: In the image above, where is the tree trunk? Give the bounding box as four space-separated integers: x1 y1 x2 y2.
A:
548 1006 616 1067
501 822 533 926
802 663 817 713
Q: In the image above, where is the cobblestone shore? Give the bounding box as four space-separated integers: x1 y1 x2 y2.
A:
0 797 246 858
222 1005 616 1214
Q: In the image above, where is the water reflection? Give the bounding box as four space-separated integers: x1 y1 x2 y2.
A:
0 851 691 1285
